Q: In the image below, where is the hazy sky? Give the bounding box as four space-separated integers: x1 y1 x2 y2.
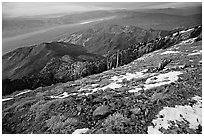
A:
3 2 201 18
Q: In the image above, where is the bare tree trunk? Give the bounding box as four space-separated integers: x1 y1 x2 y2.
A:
110 56 112 69
107 57 109 70
119 52 122 66
116 50 119 68
106 51 110 70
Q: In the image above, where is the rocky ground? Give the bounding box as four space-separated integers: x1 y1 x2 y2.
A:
2 31 202 134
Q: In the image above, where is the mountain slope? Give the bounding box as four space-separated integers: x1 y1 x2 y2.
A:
2 26 202 134
58 25 170 55
2 25 201 97
2 42 101 80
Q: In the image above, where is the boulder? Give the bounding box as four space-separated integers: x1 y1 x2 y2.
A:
93 105 110 119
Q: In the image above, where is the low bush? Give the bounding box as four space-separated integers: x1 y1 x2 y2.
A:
46 115 78 133
103 112 130 132
30 99 71 122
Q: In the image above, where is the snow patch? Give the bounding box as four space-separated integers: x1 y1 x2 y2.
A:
192 49 198 52
188 50 202 56
110 75 123 82
72 128 89 134
78 71 182 95
102 82 122 90
82 38 91 47
144 71 182 90
128 88 141 93
50 92 77 99
110 70 151 83
180 28 194 34
2 97 13 102
110 71 182 93
140 69 149 73
137 53 154 61
91 84 99 87
152 49 161 53
179 37 197 45
173 32 178 37
15 90 31 96
174 47 180 50
148 126 162 134
148 95 202 134
161 51 180 55
77 70 150 95
133 71 183 91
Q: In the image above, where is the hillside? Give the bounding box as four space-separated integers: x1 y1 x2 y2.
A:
2 42 105 96
2 24 201 95
2 26 202 134
2 25 170 96
2 42 99 80
58 25 170 55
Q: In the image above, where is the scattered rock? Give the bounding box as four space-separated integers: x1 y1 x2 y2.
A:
93 97 103 104
150 92 169 103
130 107 141 115
94 128 105 134
105 127 115 134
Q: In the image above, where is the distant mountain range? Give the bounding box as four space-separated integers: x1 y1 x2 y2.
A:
2 6 201 54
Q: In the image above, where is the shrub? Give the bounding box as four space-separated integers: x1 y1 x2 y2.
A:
46 115 78 133
30 99 71 122
103 112 130 132
35 92 46 97
30 100 48 121
14 99 36 112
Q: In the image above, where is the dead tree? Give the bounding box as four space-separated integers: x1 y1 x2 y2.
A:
106 51 110 70
116 50 120 68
